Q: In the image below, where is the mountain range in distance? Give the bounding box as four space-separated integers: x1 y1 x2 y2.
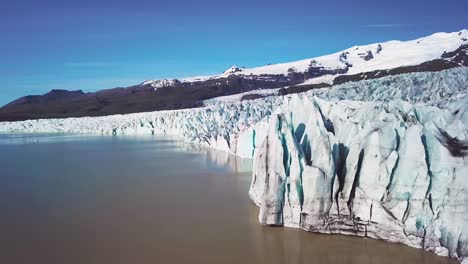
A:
1 30 467 122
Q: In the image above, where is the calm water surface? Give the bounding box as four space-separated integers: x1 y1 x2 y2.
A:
0 134 454 264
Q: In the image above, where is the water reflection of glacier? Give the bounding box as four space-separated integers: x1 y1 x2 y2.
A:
181 142 253 173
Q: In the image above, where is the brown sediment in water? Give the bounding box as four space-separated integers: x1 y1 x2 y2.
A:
0 135 456 264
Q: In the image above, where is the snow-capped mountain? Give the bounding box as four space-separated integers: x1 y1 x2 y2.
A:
237 30 467 75
153 29 468 83
1 30 466 122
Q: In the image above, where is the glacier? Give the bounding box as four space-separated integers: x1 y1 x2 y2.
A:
249 95 468 262
0 67 467 262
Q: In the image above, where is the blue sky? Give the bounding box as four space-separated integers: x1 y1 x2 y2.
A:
1 0 467 105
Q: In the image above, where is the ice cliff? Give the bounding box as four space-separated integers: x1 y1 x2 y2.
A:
249 95 468 262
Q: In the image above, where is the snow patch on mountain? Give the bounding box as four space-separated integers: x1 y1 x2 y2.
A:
223 65 244 75
141 79 180 91
299 74 336 85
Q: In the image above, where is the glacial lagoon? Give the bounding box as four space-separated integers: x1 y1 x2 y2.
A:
0 134 455 264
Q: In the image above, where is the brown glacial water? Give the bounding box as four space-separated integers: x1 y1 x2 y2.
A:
0 134 455 264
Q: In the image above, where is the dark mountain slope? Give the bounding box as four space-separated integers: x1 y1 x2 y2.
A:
1 42 467 122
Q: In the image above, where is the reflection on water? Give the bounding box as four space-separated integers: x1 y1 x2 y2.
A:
181 142 253 173
0 135 454 264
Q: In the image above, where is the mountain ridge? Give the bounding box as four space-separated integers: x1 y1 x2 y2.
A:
1 30 467 122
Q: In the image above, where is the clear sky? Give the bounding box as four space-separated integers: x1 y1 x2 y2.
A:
1 0 467 105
